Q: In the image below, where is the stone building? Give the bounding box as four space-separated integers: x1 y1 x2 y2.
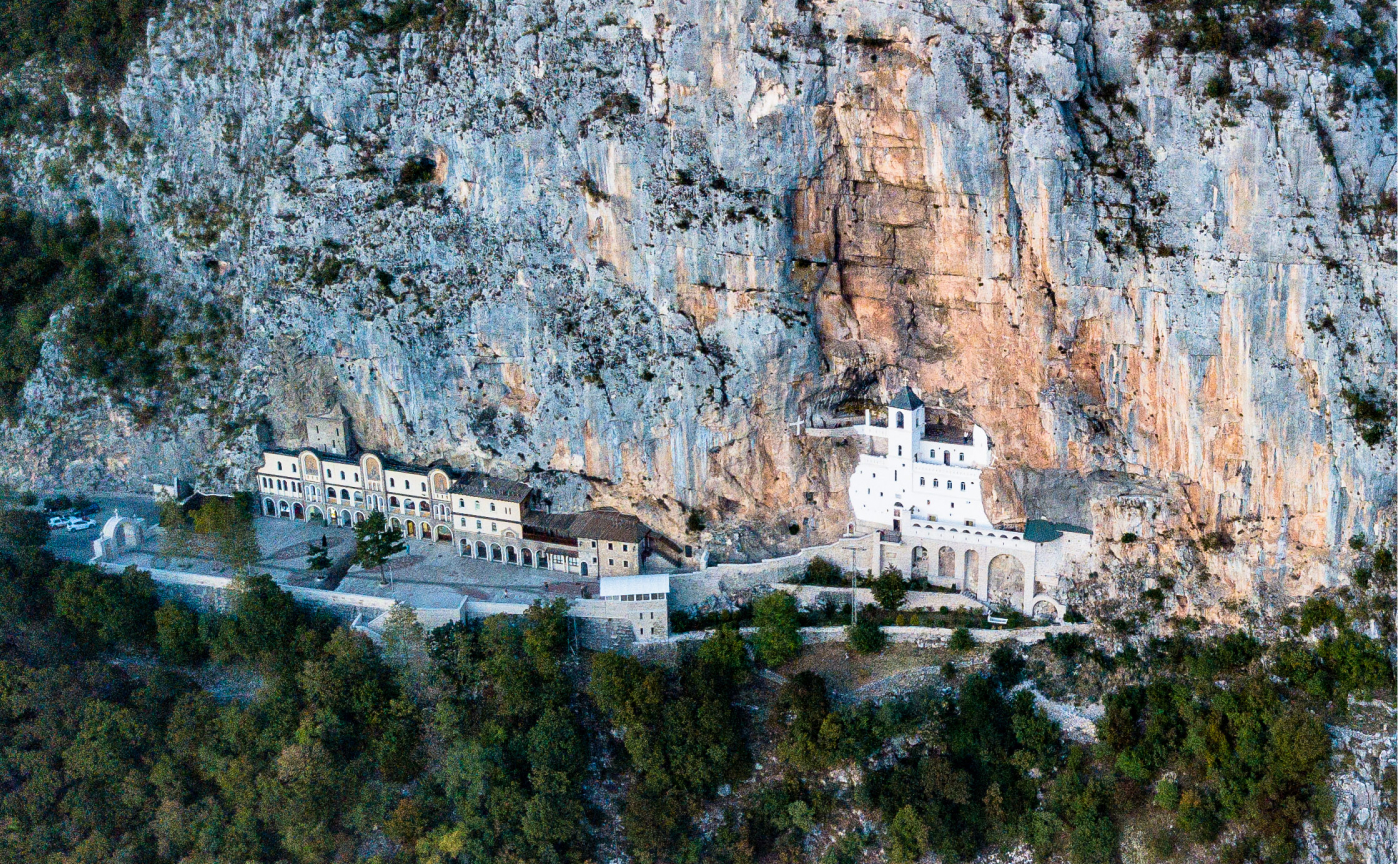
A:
837 387 1092 618
255 411 658 579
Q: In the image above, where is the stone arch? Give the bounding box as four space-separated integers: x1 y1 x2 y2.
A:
938 546 956 580
436 525 452 542
506 546 518 564
503 528 519 539
964 549 979 593
340 510 352 527
910 546 929 578
293 503 304 520
476 541 487 558
522 548 533 567
390 517 401 530
354 511 366 524
308 506 323 523
1031 598 1063 620
987 554 1025 610
278 500 290 517
263 498 276 516
419 521 431 538
405 521 417 538
491 544 502 562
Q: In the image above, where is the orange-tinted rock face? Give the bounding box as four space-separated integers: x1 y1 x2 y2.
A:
0 0 1387 599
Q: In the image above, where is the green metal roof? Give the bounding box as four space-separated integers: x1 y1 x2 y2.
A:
1024 519 1092 543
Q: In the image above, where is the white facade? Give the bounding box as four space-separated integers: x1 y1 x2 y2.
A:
837 388 1093 620
848 393 995 531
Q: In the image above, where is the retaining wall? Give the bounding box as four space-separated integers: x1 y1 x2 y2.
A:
668 622 1093 646
671 533 881 609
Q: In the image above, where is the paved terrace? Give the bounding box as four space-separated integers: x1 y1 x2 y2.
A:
51 504 586 608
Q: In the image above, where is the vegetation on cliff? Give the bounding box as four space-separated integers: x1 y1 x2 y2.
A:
0 206 165 414
0 0 163 88
0 495 1391 864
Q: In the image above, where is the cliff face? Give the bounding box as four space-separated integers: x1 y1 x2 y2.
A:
1 0 1393 592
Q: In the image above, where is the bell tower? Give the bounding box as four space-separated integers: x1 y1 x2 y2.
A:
306 405 353 456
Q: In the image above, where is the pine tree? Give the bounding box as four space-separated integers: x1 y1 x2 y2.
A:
352 511 406 585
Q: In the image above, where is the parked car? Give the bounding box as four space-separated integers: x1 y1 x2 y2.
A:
64 517 96 532
48 515 70 528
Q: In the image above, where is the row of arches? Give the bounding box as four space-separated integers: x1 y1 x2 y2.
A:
262 496 458 540
388 517 452 542
461 540 558 571
908 543 1049 615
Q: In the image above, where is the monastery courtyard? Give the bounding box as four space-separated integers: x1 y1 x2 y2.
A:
47 496 584 609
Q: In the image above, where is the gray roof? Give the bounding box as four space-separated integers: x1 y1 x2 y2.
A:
568 509 647 543
450 472 532 504
889 386 924 411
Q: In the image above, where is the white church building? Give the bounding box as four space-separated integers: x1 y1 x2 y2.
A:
840 387 1090 618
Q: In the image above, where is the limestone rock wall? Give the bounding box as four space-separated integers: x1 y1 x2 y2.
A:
0 0 1392 597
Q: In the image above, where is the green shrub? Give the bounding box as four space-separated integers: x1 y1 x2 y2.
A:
948 626 975 651
1204 70 1233 100
1120 532 1138 543
1341 387 1394 445
753 591 801 667
686 509 706 533
802 556 844 586
1374 546 1395 576
154 600 204 664
847 618 886 654
397 155 436 184
1154 777 1180 810
871 567 908 613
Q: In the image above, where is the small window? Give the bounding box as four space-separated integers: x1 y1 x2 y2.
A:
608 542 614 550
897 445 902 456
420 482 425 492
961 482 966 490
476 520 482 529
920 477 925 486
491 522 497 532
934 480 939 488
959 453 965 461
490 503 496 512
896 411 904 429
475 501 480 510
622 544 628 552
624 561 630 568
609 559 614 566
390 478 395 487
355 473 359 482
277 461 282 470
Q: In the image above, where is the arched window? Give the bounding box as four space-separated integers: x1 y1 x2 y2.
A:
491 545 502 562
390 496 399 507
522 549 533 567
920 477 925 486
476 541 487 558
896 411 904 429
960 482 966 490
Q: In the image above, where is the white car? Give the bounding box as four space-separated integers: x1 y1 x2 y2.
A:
64 517 96 532
48 515 70 528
